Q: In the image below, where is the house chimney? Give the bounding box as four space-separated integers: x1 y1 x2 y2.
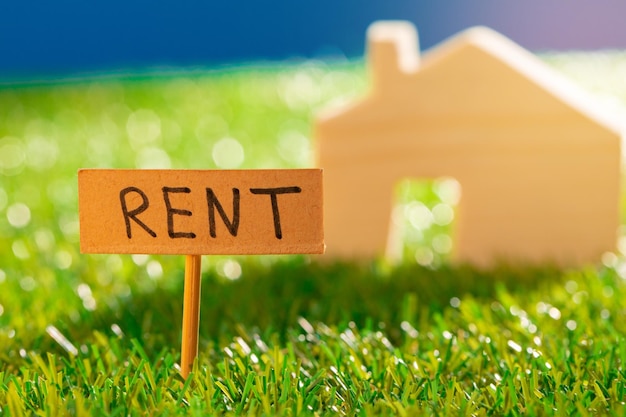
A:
367 21 419 90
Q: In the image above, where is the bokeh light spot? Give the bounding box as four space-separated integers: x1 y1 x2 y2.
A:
77 283 96 311
26 137 59 172
19 276 36 291
432 234 453 254
126 109 162 149
277 130 311 166
12 240 30 260
132 254 149 266
406 202 433 231
55 250 73 270
434 177 461 205
34 229 55 251
279 70 322 111
0 136 25 176
212 137 244 168
432 203 454 226
147 260 163 279
548 307 561 320
414 247 434 266
7 203 31 228
136 147 171 169
217 259 242 280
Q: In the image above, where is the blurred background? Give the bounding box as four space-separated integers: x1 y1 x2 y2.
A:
1 1 626 267
2 0 626 80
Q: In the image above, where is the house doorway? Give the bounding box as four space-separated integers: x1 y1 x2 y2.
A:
389 177 461 266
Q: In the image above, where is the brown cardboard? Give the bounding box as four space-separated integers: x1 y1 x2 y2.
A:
78 169 324 255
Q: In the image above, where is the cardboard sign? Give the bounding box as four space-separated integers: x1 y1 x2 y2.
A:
78 169 324 255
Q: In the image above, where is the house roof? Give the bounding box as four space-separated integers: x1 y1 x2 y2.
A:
318 22 624 136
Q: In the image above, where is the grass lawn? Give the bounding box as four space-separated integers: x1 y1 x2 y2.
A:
2 53 626 415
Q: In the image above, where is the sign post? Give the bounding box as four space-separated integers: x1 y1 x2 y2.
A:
78 168 324 377
182 254 202 377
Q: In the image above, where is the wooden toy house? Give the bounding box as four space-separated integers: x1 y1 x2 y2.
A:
316 21 623 266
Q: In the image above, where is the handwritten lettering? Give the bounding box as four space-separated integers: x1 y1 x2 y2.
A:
162 187 196 239
119 187 157 238
119 186 302 240
79 169 323 255
249 187 302 239
206 188 240 238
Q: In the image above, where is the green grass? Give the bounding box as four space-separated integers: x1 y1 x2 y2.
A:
2 53 626 415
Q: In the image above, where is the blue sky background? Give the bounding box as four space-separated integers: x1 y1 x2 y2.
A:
1 1 625 79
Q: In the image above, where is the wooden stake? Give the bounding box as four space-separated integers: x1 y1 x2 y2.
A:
181 254 202 378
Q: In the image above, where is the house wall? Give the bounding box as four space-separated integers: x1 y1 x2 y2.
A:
318 117 620 265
